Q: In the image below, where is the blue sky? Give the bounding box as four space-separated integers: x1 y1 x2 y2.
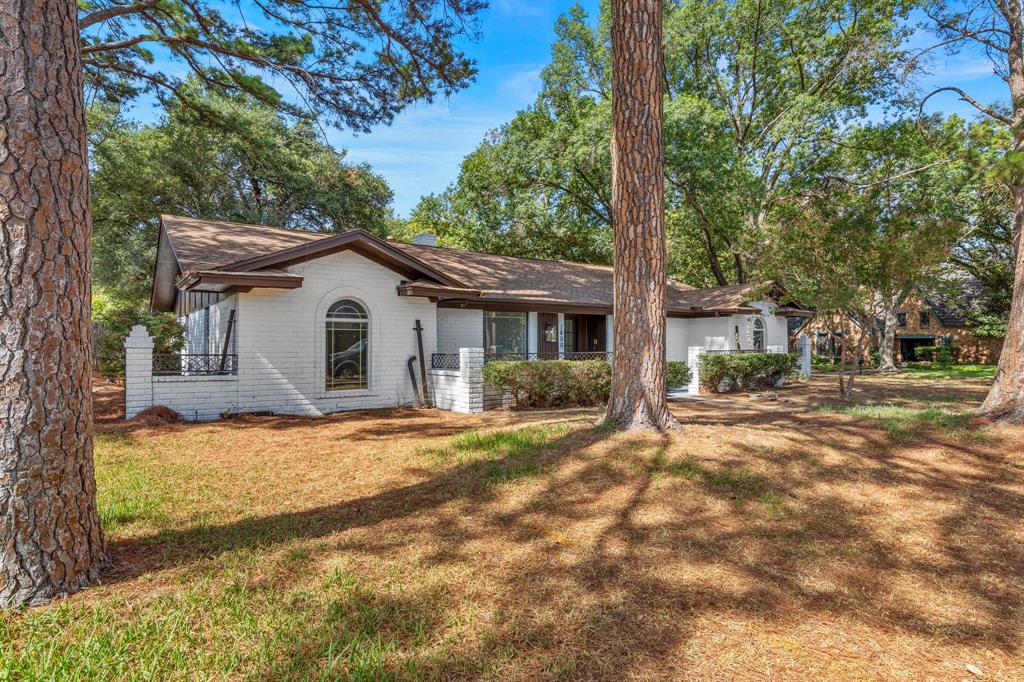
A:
326 0 601 217
119 1 1009 218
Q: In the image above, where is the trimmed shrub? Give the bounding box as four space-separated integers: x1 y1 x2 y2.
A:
934 345 953 368
482 359 611 409
666 361 692 388
698 353 798 393
913 345 939 361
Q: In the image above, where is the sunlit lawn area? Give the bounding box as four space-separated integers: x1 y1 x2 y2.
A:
900 362 999 381
1 372 1022 680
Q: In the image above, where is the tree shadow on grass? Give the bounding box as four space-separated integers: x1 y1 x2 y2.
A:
101 394 1024 679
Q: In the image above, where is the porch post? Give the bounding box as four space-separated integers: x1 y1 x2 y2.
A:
798 334 812 378
557 313 565 358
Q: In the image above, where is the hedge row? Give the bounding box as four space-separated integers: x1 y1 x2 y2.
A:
482 359 691 409
698 352 797 393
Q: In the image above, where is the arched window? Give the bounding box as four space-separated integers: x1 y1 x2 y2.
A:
326 299 368 390
752 317 765 351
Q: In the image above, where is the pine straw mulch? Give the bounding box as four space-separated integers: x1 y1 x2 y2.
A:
59 376 1024 677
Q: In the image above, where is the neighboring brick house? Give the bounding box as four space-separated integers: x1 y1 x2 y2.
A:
803 294 1003 364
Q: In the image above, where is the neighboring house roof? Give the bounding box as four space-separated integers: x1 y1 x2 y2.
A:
152 215 804 318
922 279 990 327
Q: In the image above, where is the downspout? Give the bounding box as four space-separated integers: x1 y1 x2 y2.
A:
414 319 430 406
407 356 423 407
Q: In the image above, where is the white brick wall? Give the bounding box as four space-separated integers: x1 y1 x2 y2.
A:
686 317 733 350
428 348 484 413
153 375 239 421
436 308 482 353
230 250 438 416
666 318 689 362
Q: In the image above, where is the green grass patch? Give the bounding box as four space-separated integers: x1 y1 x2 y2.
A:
899 363 996 381
814 403 971 442
652 450 774 507
0 560 449 680
93 434 172 535
420 424 571 485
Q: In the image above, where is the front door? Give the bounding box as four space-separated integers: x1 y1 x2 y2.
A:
538 313 559 356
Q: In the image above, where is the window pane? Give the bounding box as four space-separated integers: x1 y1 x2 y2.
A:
326 320 368 390
484 311 527 355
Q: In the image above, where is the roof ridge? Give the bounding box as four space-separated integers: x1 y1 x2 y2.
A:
161 214 328 239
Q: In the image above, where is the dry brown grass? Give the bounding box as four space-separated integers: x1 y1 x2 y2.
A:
3 372 1023 680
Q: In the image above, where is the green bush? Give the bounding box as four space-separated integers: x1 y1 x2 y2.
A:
666 361 692 389
934 346 953 368
94 291 184 380
913 345 939 361
870 349 880 367
482 359 611 409
698 352 798 393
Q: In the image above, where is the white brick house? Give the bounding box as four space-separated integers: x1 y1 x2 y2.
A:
129 215 809 420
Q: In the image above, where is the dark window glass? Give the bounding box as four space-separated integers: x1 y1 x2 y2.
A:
564 317 576 353
752 318 765 350
326 299 368 391
919 311 930 327
484 311 527 355
897 312 907 327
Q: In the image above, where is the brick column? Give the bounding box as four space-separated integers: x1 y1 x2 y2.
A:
798 334 812 377
124 324 154 419
687 346 704 394
459 347 484 413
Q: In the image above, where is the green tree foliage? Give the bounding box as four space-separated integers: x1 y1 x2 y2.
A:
79 0 485 131
949 121 1016 336
89 91 395 301
765 117 973 393
92 289 184 380
415 0 911 284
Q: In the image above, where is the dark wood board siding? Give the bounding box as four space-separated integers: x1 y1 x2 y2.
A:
538 313 559 355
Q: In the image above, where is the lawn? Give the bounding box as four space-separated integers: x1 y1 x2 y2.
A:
2 372 1022 680
900 362 999 381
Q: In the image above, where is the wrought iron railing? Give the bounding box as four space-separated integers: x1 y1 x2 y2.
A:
483 351 612 364
701 348 775 355
153 353 237 376
431 353 461 370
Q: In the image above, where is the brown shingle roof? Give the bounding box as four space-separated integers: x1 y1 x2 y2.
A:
157 215 774 316
391 241 698 309
162 215 322 272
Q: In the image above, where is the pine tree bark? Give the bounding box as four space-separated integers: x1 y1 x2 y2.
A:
979 182 1024 424
0 0 106 606
979 6 1024 425
604 0 680 431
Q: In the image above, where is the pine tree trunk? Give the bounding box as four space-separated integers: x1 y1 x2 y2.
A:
604 0 680 431
878 293 900 373
978 182 1024 424
979 8 1024 425
0 0 106 607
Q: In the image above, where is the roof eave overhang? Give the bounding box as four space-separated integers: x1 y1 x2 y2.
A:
177 270 304 292
397 282 482 299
